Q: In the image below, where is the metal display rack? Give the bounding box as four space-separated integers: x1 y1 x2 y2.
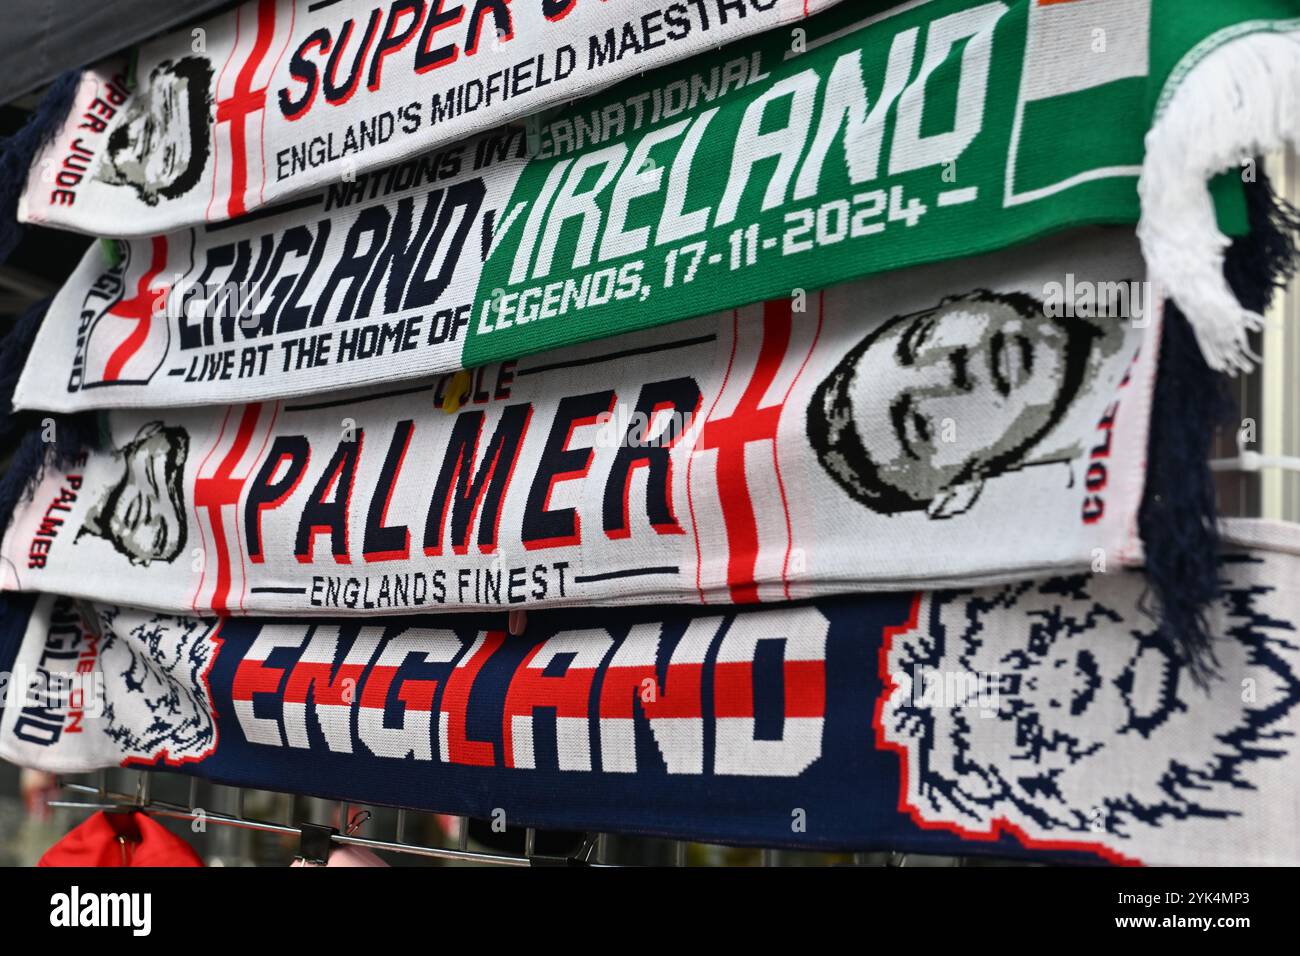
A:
50 772 587 866
40 768 945 867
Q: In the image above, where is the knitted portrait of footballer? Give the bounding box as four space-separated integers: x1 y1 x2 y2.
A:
95 56 214 205
77 421 189 566
807 291 1126 520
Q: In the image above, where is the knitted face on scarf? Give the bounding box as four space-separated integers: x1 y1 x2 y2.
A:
78 422 189 566
96 607 218 763
808 291 1114 519
96 56 212 204
880 570 1300 840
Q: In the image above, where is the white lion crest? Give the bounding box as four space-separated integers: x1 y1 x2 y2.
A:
878 559 1300 858
95 604 220 765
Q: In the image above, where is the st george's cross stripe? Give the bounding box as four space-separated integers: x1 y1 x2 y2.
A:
19 0 1294 412
20 0 839 237
1 230 1158 616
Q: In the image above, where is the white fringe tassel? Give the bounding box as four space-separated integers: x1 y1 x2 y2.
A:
1138 28 1300 375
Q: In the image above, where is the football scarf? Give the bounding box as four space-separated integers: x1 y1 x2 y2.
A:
0 229 1159 616
2 518 1296 865
14 0 1297 413
18 0 842 237
1139 13 1300 373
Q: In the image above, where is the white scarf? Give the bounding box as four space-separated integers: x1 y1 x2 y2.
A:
1 228 1157 615
18 0 836 238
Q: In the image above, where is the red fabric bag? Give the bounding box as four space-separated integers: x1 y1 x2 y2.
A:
39 811 204 867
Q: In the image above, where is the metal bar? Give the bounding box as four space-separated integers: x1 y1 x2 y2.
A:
187 778 199 810
49 801 299 838
333 832 531 867
233 787 244 820
395 809 408 844
53 782 613 867
573 834 599 863
63 782 113 795
674 841 687 867
457 816 469 851
524 827 536 857
1210 452 1300 473
48 795 533 867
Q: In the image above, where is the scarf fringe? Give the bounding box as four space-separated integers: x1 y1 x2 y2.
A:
0 297 51 441
0 70 81 265
1232 158 1300 312
1138 27 1300 375
0 299 100 540
0 414 100 540
0 430 52 544
1140 168 1300 686
1139 307 1235 687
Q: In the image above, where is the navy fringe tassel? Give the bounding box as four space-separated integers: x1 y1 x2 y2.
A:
0 70 90 595
0 414 100 544
0 297 52 446
0 301 101 541
1140 168 1300 685
0 70 81 265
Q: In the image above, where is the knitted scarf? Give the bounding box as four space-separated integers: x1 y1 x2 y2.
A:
18 0 842 238
13 0 1300 413
0 229 1158 615
2 518 1296 865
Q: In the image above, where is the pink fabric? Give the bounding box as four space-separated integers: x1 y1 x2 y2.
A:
292 845 388 868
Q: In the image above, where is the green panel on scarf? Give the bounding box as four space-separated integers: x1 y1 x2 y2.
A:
465 2 1082 367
